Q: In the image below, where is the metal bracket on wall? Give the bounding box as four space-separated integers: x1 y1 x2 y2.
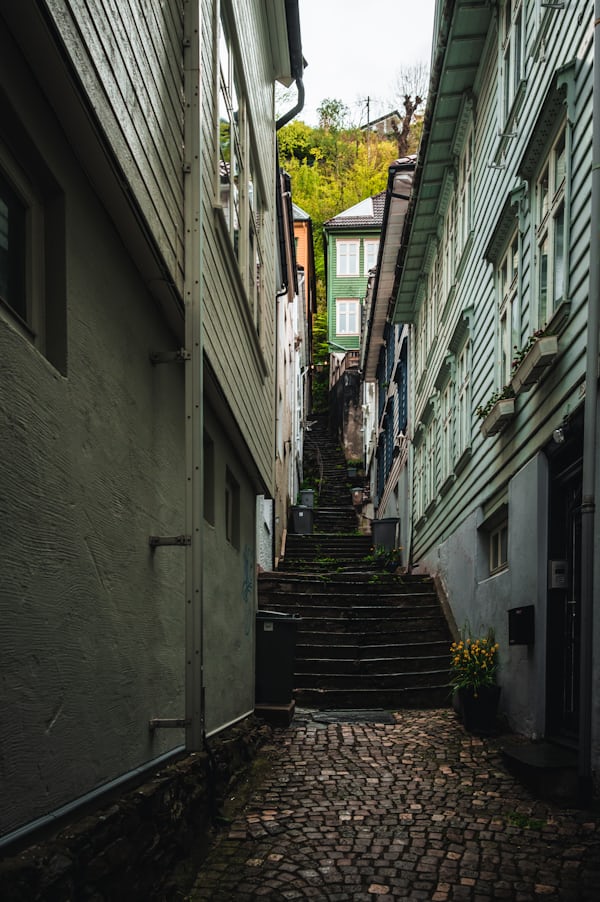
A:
149 718 191 731
149 535 192 548
149 348 190 365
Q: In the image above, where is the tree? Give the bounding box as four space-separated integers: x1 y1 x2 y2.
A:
389 62 429 158
317 98 350 131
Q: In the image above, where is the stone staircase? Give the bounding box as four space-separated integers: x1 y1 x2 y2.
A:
258 412 452 710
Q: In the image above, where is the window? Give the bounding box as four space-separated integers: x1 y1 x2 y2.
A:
364 239 379 274
489 520 508 574
457 126 473 256
336 240 359 276
218 7 264 332
500 0 523 125
536 127 566 323
424 420 436 509
498 231 519 385
0 167 27 322
0 117 66 374
456 340 471 456
225 467 240 549
440 379 453 484
336 299 359 335
204 432 215 525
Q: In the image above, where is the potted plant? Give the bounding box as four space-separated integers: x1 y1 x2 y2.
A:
511 328 558 394
477 385 515 437
450 627 501 734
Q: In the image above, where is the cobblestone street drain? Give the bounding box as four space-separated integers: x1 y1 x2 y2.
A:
185 708 600 901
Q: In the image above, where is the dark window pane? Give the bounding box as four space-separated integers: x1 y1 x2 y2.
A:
0 170 27 321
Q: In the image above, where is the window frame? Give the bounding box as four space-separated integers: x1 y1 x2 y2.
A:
489 520 509 575
336 239 359 277
498 230 519 386
0 145 44 343
535 125 567 325
217 6 265 334
363 239 379 274
499 0 524 127
456 339 471 458
336 298 360 336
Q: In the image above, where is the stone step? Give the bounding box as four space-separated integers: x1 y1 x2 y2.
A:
295 654 449 676
295 668 450 690
295 639 450 660
259 573 434 593
294 685 451 709
298 623 452 643
257 592 439 609
260 600 441 619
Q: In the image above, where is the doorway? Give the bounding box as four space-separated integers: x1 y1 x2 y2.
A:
546 420 583 744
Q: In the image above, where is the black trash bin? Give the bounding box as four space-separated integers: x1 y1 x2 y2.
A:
372 517 399 551
291 504 313 534
255 610 301 705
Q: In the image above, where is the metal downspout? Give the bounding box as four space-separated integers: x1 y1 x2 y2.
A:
579 2 600 800
183 0 204 751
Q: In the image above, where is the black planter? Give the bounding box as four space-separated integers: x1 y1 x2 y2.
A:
456 685 501 735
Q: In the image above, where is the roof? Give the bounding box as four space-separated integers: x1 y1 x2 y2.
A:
292 202 311 221
323 192 386 231
392 0 493 323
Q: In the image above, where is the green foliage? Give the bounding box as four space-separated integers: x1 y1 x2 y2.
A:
450 628 499 694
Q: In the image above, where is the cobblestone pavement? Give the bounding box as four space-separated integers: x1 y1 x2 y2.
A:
186 709 600 901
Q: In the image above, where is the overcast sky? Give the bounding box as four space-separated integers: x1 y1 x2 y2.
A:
296 0 437 127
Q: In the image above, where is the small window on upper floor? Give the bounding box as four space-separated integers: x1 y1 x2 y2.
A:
536 125 566 325
498 230 519 387
500 0 524 127
336 239 359 276
364 239 379 274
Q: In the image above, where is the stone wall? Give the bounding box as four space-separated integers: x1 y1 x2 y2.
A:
0 716 273 902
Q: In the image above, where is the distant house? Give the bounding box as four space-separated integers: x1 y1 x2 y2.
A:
0 0 304 845
367 0 600 782
360 110 402 137
323 192 385 359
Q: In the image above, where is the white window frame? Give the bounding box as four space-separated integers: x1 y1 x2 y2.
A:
336 298 359 335
536 125 566 325
217 7 264 332
500 0 524 127
336 239 359 276
457 126 473 256
440 379 453 484
364 239 379 274
498 231 519 386
456 340 471 457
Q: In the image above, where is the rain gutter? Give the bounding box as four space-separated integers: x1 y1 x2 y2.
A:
579 0 600 802
276 0 305 129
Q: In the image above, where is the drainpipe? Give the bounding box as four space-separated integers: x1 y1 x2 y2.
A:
183 0 204 751
276 0 305 130
579 1 600 801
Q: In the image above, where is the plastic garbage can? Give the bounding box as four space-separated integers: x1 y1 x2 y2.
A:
255 610 301 705
372 517 399 551
291 504 313 534
300 489 315 508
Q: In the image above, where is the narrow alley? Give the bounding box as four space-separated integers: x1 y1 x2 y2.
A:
183 416 600 901
185 708 600 901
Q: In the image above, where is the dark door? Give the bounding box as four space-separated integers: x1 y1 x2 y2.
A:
546 450 583 742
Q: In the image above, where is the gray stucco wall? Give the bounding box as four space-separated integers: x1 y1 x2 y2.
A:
426 455 548 739
0 82 185 838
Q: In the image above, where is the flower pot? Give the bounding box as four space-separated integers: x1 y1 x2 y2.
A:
511 335 559 394
456 685 501 735
480 398 515 437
